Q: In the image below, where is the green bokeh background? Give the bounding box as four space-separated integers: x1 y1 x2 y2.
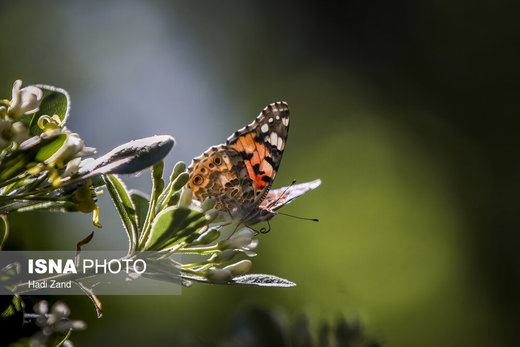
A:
2 1 519 346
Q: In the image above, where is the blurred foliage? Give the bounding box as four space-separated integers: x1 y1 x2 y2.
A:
1 1 519 346
175 306 381 347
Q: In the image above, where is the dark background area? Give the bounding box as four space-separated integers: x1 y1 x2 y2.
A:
1 1 519 346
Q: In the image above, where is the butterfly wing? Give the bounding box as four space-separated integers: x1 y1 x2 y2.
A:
225 101 289 202
260 179 322 212
188 102 290 219
187 145 254 210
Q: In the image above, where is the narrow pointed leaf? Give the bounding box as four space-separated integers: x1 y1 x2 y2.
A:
0 216 7 250
129 190 150 231
0 295 24 335
103 175 138 253
74 281 102 318
179 273 296 287
232 274 296 287
75 231 94 266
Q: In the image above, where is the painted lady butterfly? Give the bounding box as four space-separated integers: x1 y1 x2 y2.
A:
188 102 320 228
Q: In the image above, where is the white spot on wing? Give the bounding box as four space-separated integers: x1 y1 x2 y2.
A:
276 116 280 120
282 117 289 126
277 137 284 150
268 118 274 124
261 124 269 133
270 132 278 147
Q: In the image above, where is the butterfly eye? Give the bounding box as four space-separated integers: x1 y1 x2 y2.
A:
213 157 222 165
193 175 204 185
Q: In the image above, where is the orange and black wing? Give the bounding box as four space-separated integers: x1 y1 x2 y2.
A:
225 101 290 204
188 102 290 214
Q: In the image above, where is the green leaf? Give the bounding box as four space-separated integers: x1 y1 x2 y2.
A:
169 161 186 182
12 201 67 213
7 337 30 347
0 134 66 181
0 295 24 341
0 215 7 250
173 172 189 191
130 190 150 231
34 133 67 162
180 273 297 287
0 262 20 289
145 206 207 251
151 161 165 206
0 149 36 182
157 161 187 210
103 175 139 253
79 135 175 178
0 295 22 318
232 274 296 287
28 84 70 135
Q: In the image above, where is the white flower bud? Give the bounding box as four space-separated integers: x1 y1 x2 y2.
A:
34 300 49 315
246 238 259 250
224 260 252 277
54 319 86 332
201 196 216 212
63 157 82 176
219 227 255 250
194 228 220 245
205 208 222 223
51 301 70 318
8 80 43 117
11 121 30 144
60 133 85 160
213 249 236 262
70 320 87 330
178 187 193 207
205 268 233 284
47 133 93 167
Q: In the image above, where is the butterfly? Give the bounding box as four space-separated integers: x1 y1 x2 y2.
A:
187 101 320 229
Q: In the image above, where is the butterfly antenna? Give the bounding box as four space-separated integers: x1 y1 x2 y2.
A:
267 179 297 209
276 211 319 222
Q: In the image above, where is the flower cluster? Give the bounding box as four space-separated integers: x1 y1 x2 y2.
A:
0 80 175 229
0 80 102 226
0 80 42 150
29 300 86 347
